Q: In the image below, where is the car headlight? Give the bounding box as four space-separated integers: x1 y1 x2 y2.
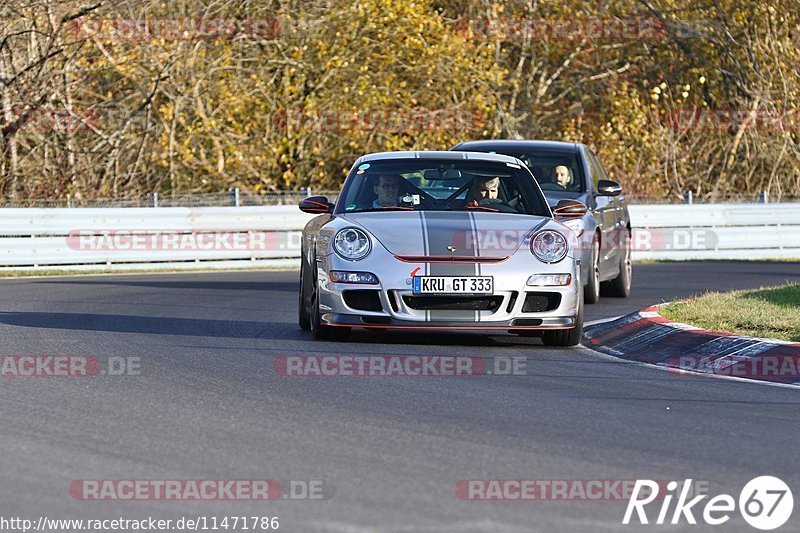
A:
334 227 371 260
527 274 572 286
329 271 378 284
531 230 568 263
561 218 584 237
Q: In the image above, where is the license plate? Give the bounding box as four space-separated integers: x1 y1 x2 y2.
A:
412 276 493 295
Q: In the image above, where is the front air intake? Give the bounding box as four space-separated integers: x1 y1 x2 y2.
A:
343 290 383 312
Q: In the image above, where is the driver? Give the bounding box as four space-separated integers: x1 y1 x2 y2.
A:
554 165 572 189
467 177 500 206
372 173 402 208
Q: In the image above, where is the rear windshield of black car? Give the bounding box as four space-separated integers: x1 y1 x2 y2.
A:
334 159 552 217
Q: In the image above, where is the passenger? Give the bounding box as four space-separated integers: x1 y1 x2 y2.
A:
372 174 402 208
466 177 500 206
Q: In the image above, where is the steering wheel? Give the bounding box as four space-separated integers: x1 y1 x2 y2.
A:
476 197 517 213
538 182 567 191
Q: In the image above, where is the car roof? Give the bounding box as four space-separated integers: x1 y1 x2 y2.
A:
358 150 524 165
452 140 581 153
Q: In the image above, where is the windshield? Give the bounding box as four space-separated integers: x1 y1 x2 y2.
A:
334 159 551 216
482 151 585 193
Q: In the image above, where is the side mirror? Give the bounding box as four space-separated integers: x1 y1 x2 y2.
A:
597 179 622 196
553 199 588 218
299 195 334 214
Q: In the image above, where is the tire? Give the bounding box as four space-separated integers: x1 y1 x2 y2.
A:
584 236 600 304
310 264 350 341
298 253 311 331
601 228 632 298
541 297 584 347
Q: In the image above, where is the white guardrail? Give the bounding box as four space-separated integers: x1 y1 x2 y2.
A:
0 203 798 271
629 203 800 260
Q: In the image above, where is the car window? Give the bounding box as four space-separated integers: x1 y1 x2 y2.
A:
592 152 611 180
586 150 605 190
473 151 585 193
335 159 551 217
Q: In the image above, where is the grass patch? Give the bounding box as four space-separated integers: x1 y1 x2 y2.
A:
660 283 800 342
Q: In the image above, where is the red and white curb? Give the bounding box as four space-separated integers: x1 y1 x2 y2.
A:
584 304 800 387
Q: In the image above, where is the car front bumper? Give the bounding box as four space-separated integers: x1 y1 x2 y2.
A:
316 252 581 331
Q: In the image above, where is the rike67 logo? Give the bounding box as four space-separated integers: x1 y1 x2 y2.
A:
624 477 794 530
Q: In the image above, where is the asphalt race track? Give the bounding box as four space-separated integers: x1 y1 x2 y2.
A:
1 261 799 532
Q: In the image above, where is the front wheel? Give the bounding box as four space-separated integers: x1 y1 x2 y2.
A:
310 267 350 341
298 254 311 330
541 299 584 347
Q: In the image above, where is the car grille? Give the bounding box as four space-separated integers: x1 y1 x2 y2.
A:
522 292 562 313
402 295 504 312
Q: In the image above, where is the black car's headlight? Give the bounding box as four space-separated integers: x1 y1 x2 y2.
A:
333 227 371 260
531 230 568 263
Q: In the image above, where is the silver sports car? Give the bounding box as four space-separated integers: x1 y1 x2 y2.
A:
298 151 586 346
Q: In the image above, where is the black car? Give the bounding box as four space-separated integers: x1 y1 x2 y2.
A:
451 140 631 303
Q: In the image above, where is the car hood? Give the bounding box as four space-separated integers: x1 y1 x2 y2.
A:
337 211 551 257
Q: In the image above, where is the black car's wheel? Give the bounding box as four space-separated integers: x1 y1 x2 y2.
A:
584 236 600 304
309 264 350 341
602 228 632 298
298 253 311 331
541 298 584 347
